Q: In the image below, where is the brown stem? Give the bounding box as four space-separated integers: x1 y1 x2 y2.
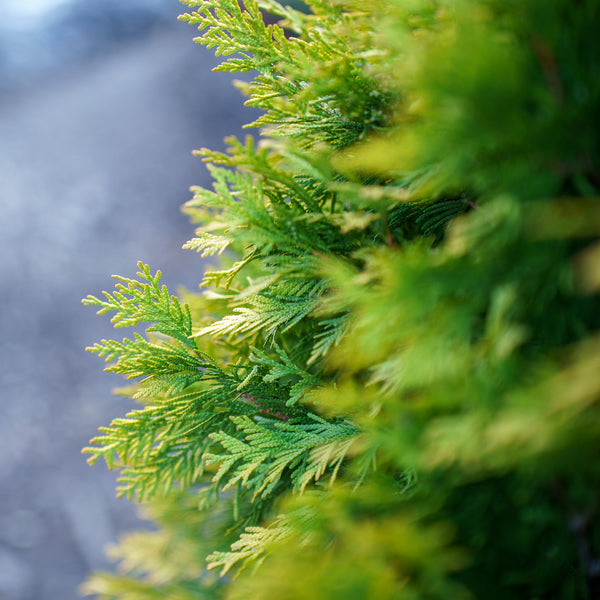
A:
240 393 290 421
531 36 565 104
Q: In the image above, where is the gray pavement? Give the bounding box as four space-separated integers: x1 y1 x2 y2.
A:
0 17 254 600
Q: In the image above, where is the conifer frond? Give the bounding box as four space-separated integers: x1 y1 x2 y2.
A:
249 343 320 406
87 334 206 398
308 313 351 365
81 573 216 600
182 232 234 257
388 197 473 244
206 500 323 579
195 136 323 213
180 0 294 74
205 415 359 499
83 262 194 347
207 521 292 576
83 364 268 500
201 249 259 289
197 279 325 340
82 491 224 599
181 1 392 149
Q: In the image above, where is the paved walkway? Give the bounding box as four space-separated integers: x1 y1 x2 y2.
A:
0 22 254 600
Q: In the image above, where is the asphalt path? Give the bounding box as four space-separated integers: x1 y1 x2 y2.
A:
0 23 255 600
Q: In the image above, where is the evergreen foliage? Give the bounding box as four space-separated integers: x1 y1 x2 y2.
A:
83 0 600 598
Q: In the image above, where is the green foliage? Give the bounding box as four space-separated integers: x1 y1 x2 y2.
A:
205 414 359 499
83 1 600 599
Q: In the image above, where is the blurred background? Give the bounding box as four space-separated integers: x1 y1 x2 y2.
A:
0 1 254 598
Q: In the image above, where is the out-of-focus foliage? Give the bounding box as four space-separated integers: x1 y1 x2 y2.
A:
83 0 600 598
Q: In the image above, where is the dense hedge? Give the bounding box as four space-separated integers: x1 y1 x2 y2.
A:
83 1 600 598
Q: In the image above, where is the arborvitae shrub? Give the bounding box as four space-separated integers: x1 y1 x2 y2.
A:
82 1 600 598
